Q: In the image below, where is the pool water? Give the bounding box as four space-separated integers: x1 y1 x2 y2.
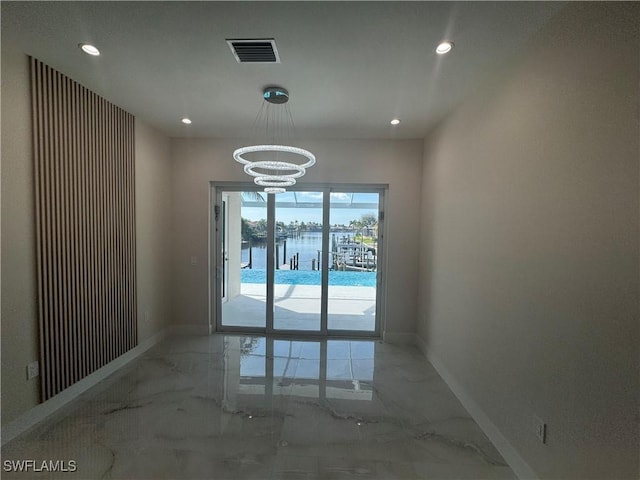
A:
241 269 376 287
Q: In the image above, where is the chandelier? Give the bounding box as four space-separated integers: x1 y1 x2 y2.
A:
233 87 315 194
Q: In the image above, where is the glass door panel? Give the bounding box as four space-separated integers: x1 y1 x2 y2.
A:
217 187 382 336
273 191 323 332
328 192 379 332
221 191 267 329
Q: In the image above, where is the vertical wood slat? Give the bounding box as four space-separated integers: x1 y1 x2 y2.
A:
77 81 88 381
31 58 137 401
108 99 115 362
58 70 70 391
96 96 103 370
31 59 46 400
88 85 97 375
45 62 54 399
66 74 79 387
68 77 78 386
130 114 137 347
51 66 62 396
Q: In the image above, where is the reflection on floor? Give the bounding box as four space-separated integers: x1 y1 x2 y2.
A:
1 335 516 479
223 284 376 331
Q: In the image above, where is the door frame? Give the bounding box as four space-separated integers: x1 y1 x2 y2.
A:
210 181 388 338
221 193 229 303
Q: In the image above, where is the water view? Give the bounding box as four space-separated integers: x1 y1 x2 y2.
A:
241 231 345 271
223 190 380 332
242 230 377 273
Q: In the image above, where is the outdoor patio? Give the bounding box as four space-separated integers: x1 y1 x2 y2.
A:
222 283 376 331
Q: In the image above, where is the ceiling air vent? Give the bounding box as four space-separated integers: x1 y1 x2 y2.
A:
226 38 280 64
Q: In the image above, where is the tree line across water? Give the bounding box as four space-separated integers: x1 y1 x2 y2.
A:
241 213 378 243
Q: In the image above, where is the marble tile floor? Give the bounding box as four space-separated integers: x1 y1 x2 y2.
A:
2 334 516 479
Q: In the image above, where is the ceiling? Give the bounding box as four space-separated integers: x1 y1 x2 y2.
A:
2 1 565 139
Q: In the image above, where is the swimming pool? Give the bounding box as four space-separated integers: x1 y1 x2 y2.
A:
241 269 377 287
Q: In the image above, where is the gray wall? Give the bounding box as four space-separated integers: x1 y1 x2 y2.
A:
1 42 40 426
0 45 173 425
170 138 423 340
135 119 173 341
418 3 639 479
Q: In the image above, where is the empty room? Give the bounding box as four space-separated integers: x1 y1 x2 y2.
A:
1 2 638 479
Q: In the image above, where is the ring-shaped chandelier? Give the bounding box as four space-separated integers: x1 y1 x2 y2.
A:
234 145 316 169
254 176 297 187
264 187 287 194
232 87 315 194
243 160 306 178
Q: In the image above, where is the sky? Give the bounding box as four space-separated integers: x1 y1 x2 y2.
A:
241 191 380 225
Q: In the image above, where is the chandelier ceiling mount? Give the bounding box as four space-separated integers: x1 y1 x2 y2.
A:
233 86 315 194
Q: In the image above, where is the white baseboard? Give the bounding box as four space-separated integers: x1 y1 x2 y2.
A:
382 331 416 344
170 323 212 336
415 335 538 480
1 328 169 446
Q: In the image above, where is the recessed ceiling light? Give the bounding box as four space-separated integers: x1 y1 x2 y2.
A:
181 118 192 125
436 41 454 55
390 119 401 125
79 44 100 56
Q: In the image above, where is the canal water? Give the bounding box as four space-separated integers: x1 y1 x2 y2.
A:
241 231 365 271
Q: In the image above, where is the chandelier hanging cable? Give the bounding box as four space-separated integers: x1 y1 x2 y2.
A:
233 87 315 194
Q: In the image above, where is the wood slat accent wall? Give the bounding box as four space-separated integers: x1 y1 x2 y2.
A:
30 58 137 400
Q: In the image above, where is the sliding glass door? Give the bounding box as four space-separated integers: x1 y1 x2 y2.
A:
328 192 379 332
273 191 324 332
220 191 267 329
214 185 384 337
